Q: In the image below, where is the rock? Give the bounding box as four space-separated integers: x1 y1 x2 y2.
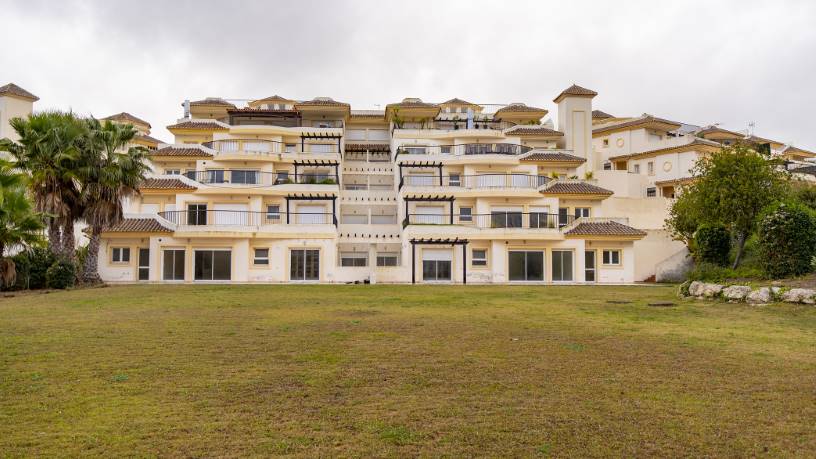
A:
688 281 704 297
722 285 752 301
746 287 771 304
781 288 816 304
700 283 723 298
770 286 782 295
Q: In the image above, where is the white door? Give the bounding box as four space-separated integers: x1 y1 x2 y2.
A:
296 205 327 224
213 203 249 225
415 206 444 224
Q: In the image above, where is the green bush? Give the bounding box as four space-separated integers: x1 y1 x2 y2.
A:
8 253 31 290
19 247 55 290
687 262 764 283
45 258 76 289
693 224 731 266
757 202 816 279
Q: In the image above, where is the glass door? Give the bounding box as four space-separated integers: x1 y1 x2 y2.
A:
194 250 232 281
291 249 320 281
552 250 574 282
508 251 544 281
138 248 150 281
585 250 596 282
162 249 185 281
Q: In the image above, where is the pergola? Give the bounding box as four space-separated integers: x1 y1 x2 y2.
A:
300 131 342 154
285 193 338 226
397 161 443 189
403 194 455 226
409 238 469 284
293 159 340 183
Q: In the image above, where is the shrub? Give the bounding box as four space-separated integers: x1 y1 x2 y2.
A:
687 262 764 283
23 247 55 290
694 224 731 266
45 258 76 289
8 253 31 290
757 202 816 279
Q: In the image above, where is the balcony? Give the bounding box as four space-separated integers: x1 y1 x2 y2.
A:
403 212 575 229
183 170 339 187
400 173 550 190
202 139 341 157
158 210 337 229
396 143 532 158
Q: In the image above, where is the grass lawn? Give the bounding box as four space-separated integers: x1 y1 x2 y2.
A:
1 284 815 457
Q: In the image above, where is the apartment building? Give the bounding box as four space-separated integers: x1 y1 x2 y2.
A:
97 85 649 284
0 83 38 144
100 112 164 150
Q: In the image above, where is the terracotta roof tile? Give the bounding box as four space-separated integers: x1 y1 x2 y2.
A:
350 110 385 118
440 98 478 106
166 120 229 131
251 95 293 104
565 221 646 237
188 97 236 108
387 98 439 109
135 134 163 145
553 84 598 103
495 103 548 114
608 138 720 161
149 146 213 158
592 110 614 119
140 178 196 190
593 114 683 135
101 112 151 128
541 181 613 195
227 107 299 114
295 97 350 107
504 125 564 136
521 151 586 162
103 218 172 233
696 126 745 138
0 83 39 101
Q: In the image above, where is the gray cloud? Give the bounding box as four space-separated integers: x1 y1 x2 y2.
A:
2 0 814 147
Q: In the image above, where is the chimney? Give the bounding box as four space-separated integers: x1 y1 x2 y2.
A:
183 99 191 118
554 84 597 175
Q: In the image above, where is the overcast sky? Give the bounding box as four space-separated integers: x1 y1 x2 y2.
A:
2 0 815 147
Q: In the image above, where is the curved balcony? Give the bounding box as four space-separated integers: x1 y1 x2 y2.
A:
396 143 532 158
158 210 336 227
183 170 338 187
400 173 550 190
403 212 575 229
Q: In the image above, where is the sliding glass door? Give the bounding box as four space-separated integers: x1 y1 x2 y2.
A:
508 251 544 281
194 250 232 281
291 249 320 281
162 249 185 281
551 250 574 282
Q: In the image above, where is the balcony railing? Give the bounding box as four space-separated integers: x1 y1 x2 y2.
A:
401 174 550 189
183 170 338 186
396 143 532 158
158 210 336 227
403 212 575 229
202 139 341 155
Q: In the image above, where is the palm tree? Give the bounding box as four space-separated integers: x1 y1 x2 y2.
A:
0 160 45 286
79 119 149 283
0 111 85 257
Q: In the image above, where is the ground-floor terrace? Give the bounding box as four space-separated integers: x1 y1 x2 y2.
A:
98 233 639 284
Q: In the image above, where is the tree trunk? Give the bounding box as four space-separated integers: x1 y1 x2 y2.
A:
62 221 76 262
732 232 747 269
82 227 103 284
48 219 62 257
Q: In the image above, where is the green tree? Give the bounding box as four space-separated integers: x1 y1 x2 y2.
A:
757 201 816 278
0 160 45 269
665 144 788 268
0 111 85 257
78 119 149 283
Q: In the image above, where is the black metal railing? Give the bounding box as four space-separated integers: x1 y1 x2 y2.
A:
402 212 575 229
183 170 339 186
401 174 550 189
158 210 336 226
202 139 341 155
396 143 532 157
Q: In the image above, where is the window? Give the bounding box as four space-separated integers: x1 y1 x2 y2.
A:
206 169 225 183
310 143 334 153
162 249 185 281
165 169 181 175
340 252 368 267
448 173 461 187
285 143 296 153
603 162 612 171
275 171 290 184
632 164 641 174
459 207 472 222
647 161 654 176
266 205 281 222
602 139 609 148
138 248 149 280
602 249 621 265
491 211 522 228
574 208 591 219
253 248 269 265
231 170 259 184
646 187 657 197
112 247 130 263
552 250 574 282
376 252 399 267
472 249 487 266
187 204 207 225
194 250 231 281
440 146 451 155
509 251 544 281
291 249 320 281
